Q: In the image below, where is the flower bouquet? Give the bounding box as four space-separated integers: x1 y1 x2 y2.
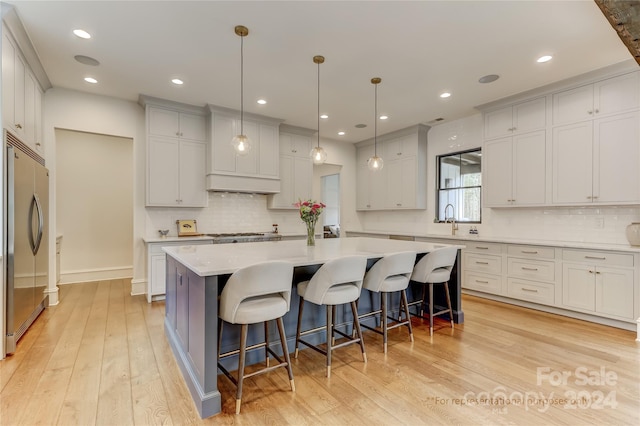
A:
294 199 326 246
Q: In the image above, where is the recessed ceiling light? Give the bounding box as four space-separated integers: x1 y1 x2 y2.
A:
171 78 184 85
320 114 328 119
338 131 345 136
84 77 98 84
73 29 91 39
74 55 100 66
379 115 388 120
257 99 267 105
479 74 500 84
537 55 553 63
440 92 451 98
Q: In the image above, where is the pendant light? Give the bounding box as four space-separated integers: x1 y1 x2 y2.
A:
231 25 251 156
367 77 384 171
310 55 327 165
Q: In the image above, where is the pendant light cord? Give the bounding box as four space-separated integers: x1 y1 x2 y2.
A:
317 61 320 149
240 34 244 135
374 82 378 156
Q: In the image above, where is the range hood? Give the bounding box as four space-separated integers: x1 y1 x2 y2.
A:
206 173 280 194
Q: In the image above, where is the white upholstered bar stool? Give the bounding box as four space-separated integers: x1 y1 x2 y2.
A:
294 255 367 378
217 261 295 414
358 251 417 353
406 246 458 336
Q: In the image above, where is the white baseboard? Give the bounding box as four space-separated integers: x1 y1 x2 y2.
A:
131 278 146 296
59 266 133 284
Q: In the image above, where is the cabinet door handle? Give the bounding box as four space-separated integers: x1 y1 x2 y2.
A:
594 109 599 114
15 123 22 129
475 246 489 250
475 261 489 265
588 110 593 115
521 288 538 293
585 256 606 260
475 279 489 284
396 203 402 207
521 250 538 254
521 267 538 271
592 195 599 199
397 152 401 156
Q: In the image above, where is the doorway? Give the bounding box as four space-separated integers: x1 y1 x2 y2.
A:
315 164 342 238
55 129 133 283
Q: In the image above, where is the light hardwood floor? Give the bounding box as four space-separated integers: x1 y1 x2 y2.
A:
1 279 638 425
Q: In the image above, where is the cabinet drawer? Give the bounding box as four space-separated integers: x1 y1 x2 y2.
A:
562 249 633 267
464 242 502 255
464 253 502 274
507 245 555 260
507 258 555 282
463 272 502 294
507 278 555 305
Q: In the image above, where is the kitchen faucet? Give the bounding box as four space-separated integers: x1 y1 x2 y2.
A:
444 203 458 236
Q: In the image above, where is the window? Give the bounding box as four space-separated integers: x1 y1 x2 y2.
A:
437 148 481 223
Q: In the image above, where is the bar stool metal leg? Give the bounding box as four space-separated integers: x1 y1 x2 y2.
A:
381 292 388 354
400 289 414 342
428 283 434 336
326 305 333 378
276 317 296 391
264 321 270 367
294 297 304 359
236 324 248 414
351 301 367 363
443 282 454 329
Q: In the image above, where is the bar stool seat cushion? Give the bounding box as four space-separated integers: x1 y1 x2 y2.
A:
227 294 289 324
376 274 410 292
297 281 360 306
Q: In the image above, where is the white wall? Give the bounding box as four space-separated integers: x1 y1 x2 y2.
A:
55 129 133 283
357 113 640 245
43 88 145 303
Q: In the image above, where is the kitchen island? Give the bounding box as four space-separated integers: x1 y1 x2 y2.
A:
163 237 464 418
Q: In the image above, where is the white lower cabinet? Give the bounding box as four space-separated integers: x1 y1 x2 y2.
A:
146 239 212 303
457 239 637 328
462 242 504 294
562 249 635 320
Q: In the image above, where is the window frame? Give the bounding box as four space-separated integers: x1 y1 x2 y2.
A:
436 147 482 224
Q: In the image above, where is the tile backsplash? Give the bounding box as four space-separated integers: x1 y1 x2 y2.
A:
145 192 306 237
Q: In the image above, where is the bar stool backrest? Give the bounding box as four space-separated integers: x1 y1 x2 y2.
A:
410 247 458 284
220 260 294 324
303 255 367 305
363 251 417 292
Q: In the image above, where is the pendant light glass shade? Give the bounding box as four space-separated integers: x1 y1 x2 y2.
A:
368 77 383 171
310 55 327 165
232 25 251 156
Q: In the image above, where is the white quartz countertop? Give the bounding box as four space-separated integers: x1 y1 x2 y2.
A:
345 229 640 253
163 237 465 277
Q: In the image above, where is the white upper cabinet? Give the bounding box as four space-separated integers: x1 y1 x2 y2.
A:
552 111 640 205
149 107 206 141
2 26 44 153
484 97 546 140
268 128 313 209
355 125 427 211
143 100 208 207
483 130 546 207
552 72 640 126
207 105 282 193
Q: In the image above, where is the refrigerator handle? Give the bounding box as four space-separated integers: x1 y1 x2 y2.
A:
29 194 44 255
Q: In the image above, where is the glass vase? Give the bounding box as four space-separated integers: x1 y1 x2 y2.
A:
305 219 317 246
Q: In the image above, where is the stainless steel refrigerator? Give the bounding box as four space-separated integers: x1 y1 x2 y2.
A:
4 130 48 355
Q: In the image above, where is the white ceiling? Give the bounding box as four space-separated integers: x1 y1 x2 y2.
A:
6 0 634 143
